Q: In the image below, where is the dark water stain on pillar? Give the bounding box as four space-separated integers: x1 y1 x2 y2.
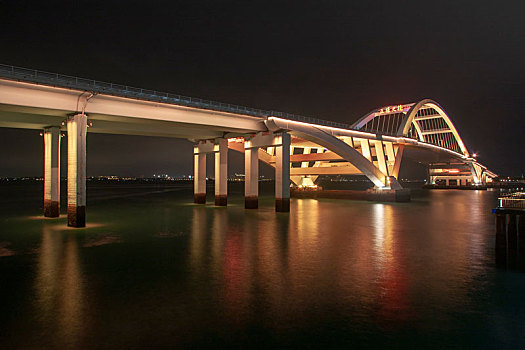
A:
275 198 290 212
215 195 227 206
44 199 60 217
68 205 86 227
194 193 206 204
245 196 258 209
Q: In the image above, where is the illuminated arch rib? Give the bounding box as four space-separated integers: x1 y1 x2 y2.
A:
351 99 470 157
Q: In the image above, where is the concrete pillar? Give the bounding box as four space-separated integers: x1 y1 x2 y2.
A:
194 150 206 204
214 139 228 206
43 127 61 217
67 114 87 227
275 133 290 212
245 146 259 209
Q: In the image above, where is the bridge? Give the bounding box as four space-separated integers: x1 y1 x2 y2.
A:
0 64 496 227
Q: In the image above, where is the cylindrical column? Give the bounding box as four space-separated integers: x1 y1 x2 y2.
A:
245 146 259 209
194 148 206 204
67 114 87 227
214 139 228 206
43 127 61 217
275 133 290 212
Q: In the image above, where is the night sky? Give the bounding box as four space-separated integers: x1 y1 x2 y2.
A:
0 1 524 177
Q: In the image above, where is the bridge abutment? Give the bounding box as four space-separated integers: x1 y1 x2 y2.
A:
67 113 87 227
43 126 61 217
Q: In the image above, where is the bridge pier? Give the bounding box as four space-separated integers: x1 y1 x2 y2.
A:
244 145 259 209
43 127 61 217
275 133 290 212
67 113 87 227
214 138 228 206
194 146 207 204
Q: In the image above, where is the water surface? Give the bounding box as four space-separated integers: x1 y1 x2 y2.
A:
0 182 524 349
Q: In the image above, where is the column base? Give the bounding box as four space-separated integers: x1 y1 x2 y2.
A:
194 193 206 204
44 200 60 217
67 205 86 227
275 198 290 212
245 196 258 209
215 195 227 206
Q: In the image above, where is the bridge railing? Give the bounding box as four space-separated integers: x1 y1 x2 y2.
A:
498 192 525 210
0 63 355 131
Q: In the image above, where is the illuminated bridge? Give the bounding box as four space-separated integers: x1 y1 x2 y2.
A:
0 64 496 227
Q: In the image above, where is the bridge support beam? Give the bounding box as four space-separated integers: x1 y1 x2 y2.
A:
275 133 290 212
374 140 388 176
214 139 228 206
392 145 404 180
194 148 206 204
244 145 259 209
67 113 87 227
43 127 61 217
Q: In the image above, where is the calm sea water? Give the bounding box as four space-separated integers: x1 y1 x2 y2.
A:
0 181 524 349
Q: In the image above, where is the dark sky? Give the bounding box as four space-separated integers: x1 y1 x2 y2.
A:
0 0 524 177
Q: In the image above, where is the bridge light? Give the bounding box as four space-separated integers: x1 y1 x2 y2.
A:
473 153 478 158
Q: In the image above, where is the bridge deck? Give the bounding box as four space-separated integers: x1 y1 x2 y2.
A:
0 64 353 131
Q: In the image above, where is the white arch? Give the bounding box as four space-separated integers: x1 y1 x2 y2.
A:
351 103 413 130
397 99 469 157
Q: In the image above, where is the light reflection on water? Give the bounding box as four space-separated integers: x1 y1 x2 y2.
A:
1 184 524 348
35 225 86 348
